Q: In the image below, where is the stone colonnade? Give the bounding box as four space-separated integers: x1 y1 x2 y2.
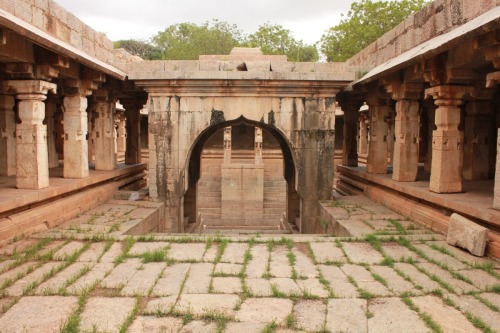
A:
340 35 500 208
0 78 144 190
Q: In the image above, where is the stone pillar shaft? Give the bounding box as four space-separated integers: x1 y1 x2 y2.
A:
367 105 389 174
392 100 420 181
117 113 126 153
255 127 263 165
223 126 231 163
463 101 491 180
342 107 359 167
94 98 116 170
0 95 16 176
6 80 56 189
45 97 59 168
122 100 143 164
63 95 89 178
425 85 472 193
358 114 368 155
493 128 500 210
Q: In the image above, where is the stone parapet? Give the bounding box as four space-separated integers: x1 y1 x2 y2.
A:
347 0 500 70
0 0 115 65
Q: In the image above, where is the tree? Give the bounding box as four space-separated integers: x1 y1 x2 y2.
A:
114 39 162 60
320 0 427 62
247 23 319 62
152 20 243 60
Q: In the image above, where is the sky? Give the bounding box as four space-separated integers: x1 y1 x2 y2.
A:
54 0 357 45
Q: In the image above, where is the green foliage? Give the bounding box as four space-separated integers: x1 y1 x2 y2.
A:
320 0 427 62
152 19 243 60
114 39 162 60
246 22 319 62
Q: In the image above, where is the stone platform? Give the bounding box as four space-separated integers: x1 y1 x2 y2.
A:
338 165 500 257
0 195 498 332
0 163 147 245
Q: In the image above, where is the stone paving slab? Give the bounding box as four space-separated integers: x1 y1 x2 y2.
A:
175 293 240 316
220 242 248 264
78 242 106 262
246 244 268 278
0 261 38 286
318 265 358 298
457 268 500 289
6 261 62 296
0 296 78 333
393 262 443 292
168 243 206 261
270 245 292 278
128 242 169 256
411 295 482 333
79 297 136 332
225 321 266 333
144 296 178 314
212 276 242 294
292 248 317 278
128 316 183 333
152 263 190 296
341 264 391 296
296 278 330 298
368 297 427 333
35 261 92 294
214 263 242 275
0 260 14 274
370 265 416 294
52 241 85 260
179 320 217 333
202 244 218 262
246 278 273 296
294 300 326 331
236 298 293 324
326 298 367 333
448 294 500 332
100 258 142 288
120 261 166 296
416 262 478 293
99 242 123 263
183 263 213 294
342 242 384 264
381 243 421 261
413 243 468 270
66 262 114 294
309 242 346 263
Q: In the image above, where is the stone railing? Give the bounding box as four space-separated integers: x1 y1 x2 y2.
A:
346 0 499 70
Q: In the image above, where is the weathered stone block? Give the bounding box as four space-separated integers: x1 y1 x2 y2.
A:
447 213 487 256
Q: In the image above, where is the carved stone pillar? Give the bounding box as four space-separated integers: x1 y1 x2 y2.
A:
0 94 16 176
223 126 231 164
425 85 473 193
358 114 368 155
116 112 126 154
463 100 492 180
366 94 391 174
45 96 59 168
255 127 263 165
93 89 116 171
494 128 500 210
338 97 363 167
6 80 56 189
386 111 395 165
61 80 94 179
384 81 423 182
424 104 436 172
121 99 143 164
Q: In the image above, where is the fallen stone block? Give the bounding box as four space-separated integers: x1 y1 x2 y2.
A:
447 213 487 256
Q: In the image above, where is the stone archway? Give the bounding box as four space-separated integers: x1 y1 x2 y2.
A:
183 116 299 232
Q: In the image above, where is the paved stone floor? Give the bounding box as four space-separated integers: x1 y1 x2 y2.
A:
0 195 499 332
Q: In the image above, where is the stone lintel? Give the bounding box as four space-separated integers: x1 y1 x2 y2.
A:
486 71 500 88
447 213 488 256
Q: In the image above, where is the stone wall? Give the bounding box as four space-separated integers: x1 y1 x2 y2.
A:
347 0 500 70
0 0 115 63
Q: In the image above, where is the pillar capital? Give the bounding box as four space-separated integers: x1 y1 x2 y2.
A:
424 85 474 104
4 80 56 99
383 80 423 101
61 79 97 97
